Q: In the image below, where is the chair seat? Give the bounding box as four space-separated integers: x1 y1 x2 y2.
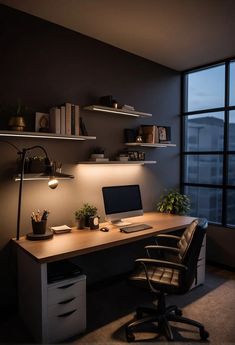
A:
130 265 180 293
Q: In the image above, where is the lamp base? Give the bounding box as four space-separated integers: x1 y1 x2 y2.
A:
26 230 54 241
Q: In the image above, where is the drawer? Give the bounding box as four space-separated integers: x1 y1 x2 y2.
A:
48 294 83 317
48 275 86 305
48 304 86 343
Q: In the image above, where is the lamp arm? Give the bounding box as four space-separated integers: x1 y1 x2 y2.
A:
16 149 27 241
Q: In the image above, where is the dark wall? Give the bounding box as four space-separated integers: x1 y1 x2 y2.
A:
0 5 181 309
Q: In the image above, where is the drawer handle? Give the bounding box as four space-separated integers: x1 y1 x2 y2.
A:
58 297 76 305
57 283 75 289
57 309 77 318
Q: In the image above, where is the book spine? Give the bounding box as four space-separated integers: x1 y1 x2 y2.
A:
50 107 61 134
71 104 75 135
65 102 72 135
74 104 80 136
60 106 66 135
154 125 159 143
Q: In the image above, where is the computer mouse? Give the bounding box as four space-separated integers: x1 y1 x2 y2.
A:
100 227 109 232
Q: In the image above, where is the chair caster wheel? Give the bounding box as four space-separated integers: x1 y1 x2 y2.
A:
175 308 182 316
126 329 135 342
200 328 209 340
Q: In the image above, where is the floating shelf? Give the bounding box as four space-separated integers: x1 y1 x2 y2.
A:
78 160 156 165
0 130 96 141
83 105 152 118
15 172 74 181
125 142 176 148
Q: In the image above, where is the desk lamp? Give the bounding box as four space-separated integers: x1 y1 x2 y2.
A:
1 141 73 240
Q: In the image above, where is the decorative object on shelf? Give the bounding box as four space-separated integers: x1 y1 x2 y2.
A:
158 126 171 143
75 203 98 229
124 128 137 143
90 147 109 162
8 116 26 131
99 95 113 107
157 190 191 215
8 98 27 131
35 112 50 132
127 150 145 161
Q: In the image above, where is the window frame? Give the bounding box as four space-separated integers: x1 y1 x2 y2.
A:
181 59 235 228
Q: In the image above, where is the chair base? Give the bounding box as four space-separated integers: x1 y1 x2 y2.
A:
126 298 209 342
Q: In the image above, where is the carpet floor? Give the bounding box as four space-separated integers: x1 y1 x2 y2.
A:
0 265 234 344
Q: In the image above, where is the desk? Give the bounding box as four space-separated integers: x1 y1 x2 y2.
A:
13 212 196 343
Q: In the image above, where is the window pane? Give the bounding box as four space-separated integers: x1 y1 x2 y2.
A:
184 112 224 151
227 189 235 226
228 155 235 185
229 61 235 106
185 186 222 223
229 111 235 151
186 65 225 112
184 155 223 184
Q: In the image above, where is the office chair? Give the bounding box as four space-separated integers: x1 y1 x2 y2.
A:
125 218 209 342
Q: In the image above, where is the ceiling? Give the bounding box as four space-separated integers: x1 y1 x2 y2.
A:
1 0 235 71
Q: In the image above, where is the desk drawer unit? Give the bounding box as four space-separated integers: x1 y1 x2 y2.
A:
47 275 86 343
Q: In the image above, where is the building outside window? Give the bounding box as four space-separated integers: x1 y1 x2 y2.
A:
182 61 235 227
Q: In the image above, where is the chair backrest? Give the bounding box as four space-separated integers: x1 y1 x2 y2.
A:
177 218 208 292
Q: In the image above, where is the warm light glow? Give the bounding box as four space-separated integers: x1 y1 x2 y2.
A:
48 177 59 189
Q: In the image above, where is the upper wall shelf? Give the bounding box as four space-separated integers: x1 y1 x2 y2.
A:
83 105 152 118
78 160 156 165
0 130 96 141
125 142 176 148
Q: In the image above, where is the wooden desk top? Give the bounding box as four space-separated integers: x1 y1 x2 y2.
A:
12 212 195 263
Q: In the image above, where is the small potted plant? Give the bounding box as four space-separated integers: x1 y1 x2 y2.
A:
157 190 191 215
75 203 98 229
8 98 27 131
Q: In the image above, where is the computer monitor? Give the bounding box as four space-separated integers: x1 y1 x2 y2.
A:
102 184 143 226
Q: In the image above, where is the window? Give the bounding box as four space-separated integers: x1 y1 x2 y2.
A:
182 61 235 228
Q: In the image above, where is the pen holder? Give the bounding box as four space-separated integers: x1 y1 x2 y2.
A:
32 219 47 235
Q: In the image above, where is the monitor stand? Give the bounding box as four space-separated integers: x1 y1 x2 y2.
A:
111 219 132 227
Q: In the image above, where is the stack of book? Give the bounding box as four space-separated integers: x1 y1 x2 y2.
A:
89 154 109 162
139 125 171 144
49 103 80 135
121 104 135 111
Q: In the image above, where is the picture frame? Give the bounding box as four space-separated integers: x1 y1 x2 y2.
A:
158 126 167 141
35 112 50 132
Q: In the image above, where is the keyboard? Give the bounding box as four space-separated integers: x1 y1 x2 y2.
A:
120 224 153 233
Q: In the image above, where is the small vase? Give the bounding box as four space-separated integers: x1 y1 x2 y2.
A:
8 116 26 131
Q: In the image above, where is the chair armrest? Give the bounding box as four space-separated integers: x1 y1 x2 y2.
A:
155 234 181 241
135 258 187 271
145 245 179 258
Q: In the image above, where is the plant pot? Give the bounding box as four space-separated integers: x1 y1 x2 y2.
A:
76 216 86 229
8 116 26 131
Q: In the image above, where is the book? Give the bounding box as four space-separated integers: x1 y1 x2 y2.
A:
74 104 80 136
71 104 75 135
49 107 61 134
60 106 66 135
89 158 109 162
50 225 72 234
140 125 159 143
80 117 88 136
65 102 72 135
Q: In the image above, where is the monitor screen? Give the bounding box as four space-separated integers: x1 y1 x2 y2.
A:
102 185 143 225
